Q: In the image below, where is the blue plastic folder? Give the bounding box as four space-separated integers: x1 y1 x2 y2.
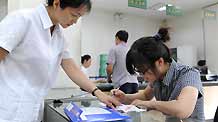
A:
64 102 130 122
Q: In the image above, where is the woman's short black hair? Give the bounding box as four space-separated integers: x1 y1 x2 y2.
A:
115 30 129 43
47 0 92 12
81 54 91 64
126 37 172 75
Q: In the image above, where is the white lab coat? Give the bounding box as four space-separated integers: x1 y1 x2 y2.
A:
0 4 71 122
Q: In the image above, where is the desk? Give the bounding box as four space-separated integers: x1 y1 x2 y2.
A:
45 81 218 122
44 94 165 122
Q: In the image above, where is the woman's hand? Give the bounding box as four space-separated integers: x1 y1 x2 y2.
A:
111 89 126 102
95 90 121 109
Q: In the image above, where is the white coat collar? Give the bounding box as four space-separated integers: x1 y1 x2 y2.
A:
37 3 53 29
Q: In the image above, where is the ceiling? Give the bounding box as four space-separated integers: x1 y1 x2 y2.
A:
92 0 218 19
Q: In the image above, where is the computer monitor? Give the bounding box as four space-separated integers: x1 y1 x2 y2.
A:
170 48 177 62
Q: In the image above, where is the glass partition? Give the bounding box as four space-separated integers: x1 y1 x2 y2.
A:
203 3 218 74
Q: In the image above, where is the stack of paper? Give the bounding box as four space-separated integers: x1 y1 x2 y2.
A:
115 104 146 113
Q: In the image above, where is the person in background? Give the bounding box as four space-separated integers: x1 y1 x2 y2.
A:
0 0 120 121
107 30 138 94
153 27 170 43
81 54 92 78
81 54 106 83
195 60 210 74
112 37 205 121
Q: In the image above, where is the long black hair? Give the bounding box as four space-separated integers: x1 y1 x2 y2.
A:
126 37 172 75
47 0 92 12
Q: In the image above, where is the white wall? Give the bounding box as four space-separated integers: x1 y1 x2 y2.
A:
167 6 218 73
177 45 197 66
168 10 204 60
81 8 160 76
203 4 218 74
8 0 43 12
167 10 204 66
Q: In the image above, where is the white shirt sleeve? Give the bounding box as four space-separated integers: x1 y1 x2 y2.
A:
0 11 28 52
61 36 71 59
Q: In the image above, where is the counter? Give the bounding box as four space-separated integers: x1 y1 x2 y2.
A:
44 81 218 122
44 96 180 122
202 81 218 86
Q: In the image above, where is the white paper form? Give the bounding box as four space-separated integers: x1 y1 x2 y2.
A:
80 107 111 120
116 104 146 113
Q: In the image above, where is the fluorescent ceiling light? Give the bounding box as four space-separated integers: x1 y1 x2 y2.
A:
158 4 173 11
158 6 166 11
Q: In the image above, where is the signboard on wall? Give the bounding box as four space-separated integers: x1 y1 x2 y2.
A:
204 10 216 20
166 5 183 16
128 0 147 10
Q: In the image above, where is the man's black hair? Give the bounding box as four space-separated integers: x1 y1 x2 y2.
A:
115 30 128 43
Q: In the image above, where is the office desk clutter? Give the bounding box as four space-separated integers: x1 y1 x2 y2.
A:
64 102 130 122
64 99 151 122
44 91 179 122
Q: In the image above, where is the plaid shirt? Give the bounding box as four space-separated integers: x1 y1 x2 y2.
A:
152 60 205 120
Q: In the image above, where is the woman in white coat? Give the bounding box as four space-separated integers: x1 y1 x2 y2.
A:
0 0 120 121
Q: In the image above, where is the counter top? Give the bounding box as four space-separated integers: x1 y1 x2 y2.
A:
45 96 167 122
45 86 214 122
202 81 218 86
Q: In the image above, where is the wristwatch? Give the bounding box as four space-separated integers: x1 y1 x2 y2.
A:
91 87 99 96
